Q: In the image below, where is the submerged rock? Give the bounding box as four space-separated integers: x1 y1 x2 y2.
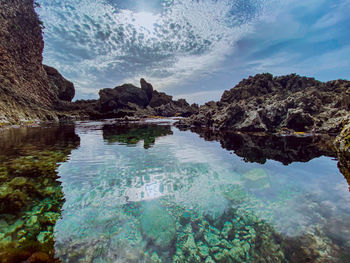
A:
140 202 176 249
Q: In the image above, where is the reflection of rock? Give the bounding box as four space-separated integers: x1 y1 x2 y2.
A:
186 128 336 165
102 123 173 148
0 125 80 262
140 202 176 249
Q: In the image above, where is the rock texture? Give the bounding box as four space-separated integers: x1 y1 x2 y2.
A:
44 65 75 102
97 78 198 118
0 0 60 124
176 73 350 134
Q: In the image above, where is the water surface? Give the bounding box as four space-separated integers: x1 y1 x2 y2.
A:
1 120 350 262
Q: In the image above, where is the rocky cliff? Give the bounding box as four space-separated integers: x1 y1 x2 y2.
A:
0 0 62 124
176 73 350 134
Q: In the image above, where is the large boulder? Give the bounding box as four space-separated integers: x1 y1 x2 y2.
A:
44 65 75 102
98 84 149 112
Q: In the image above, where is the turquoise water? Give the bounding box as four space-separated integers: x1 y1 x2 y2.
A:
1 120 350 262
54 121 350 262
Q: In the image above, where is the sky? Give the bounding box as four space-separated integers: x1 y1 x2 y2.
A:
37 0 350 104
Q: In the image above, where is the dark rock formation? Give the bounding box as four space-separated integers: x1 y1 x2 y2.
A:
0 0 60 124
95 79 197 118
99 84 150 112
149 90 173 107
140 78 153 101
176 73 350 134
44 65 75 101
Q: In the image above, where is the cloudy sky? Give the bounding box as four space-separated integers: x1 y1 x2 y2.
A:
37 0 350 104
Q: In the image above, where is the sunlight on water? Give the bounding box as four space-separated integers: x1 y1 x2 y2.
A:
52 121 350 262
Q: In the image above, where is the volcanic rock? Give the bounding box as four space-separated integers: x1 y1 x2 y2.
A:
176 73 350 134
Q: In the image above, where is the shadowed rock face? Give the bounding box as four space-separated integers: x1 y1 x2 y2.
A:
44 65 75 102
0 0 59 124
97 79 198 118
176 73 350 134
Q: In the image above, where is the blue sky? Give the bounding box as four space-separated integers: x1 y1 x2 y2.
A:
37 0 350 104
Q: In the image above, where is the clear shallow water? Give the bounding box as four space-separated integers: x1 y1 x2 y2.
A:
54 121 350 262
1 121 350 262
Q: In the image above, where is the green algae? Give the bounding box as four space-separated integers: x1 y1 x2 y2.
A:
0 125 80 262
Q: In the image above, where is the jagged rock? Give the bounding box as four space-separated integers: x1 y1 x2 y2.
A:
44 65 75 101
176 73 350 134
149 90 173 107
99 84 150 112
140 78 153 101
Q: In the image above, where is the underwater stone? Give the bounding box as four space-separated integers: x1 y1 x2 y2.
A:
214 249 230 261
197 242 209 258
26 215 38 227
205 256 216 263
150 252 162 263
242 169 270 191
39 212 60 224
140 202 176 249
220 239 233 249
37 231 52 244
221 221 233 239
183 234 197 253
204 230 221 247
0 235 11 247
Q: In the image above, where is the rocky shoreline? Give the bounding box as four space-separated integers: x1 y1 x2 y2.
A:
0 1 349 151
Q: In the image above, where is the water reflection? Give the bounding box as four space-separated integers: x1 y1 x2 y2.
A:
54 122 350 262
186 128 337 165
103 123 173 149
0 125 80 262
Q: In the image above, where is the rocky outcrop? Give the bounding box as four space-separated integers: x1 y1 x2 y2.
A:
140 78 153 101
96 78 198 118
44 65 75 102
334 121 350 189
0 0 60 124
176 73 350 134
